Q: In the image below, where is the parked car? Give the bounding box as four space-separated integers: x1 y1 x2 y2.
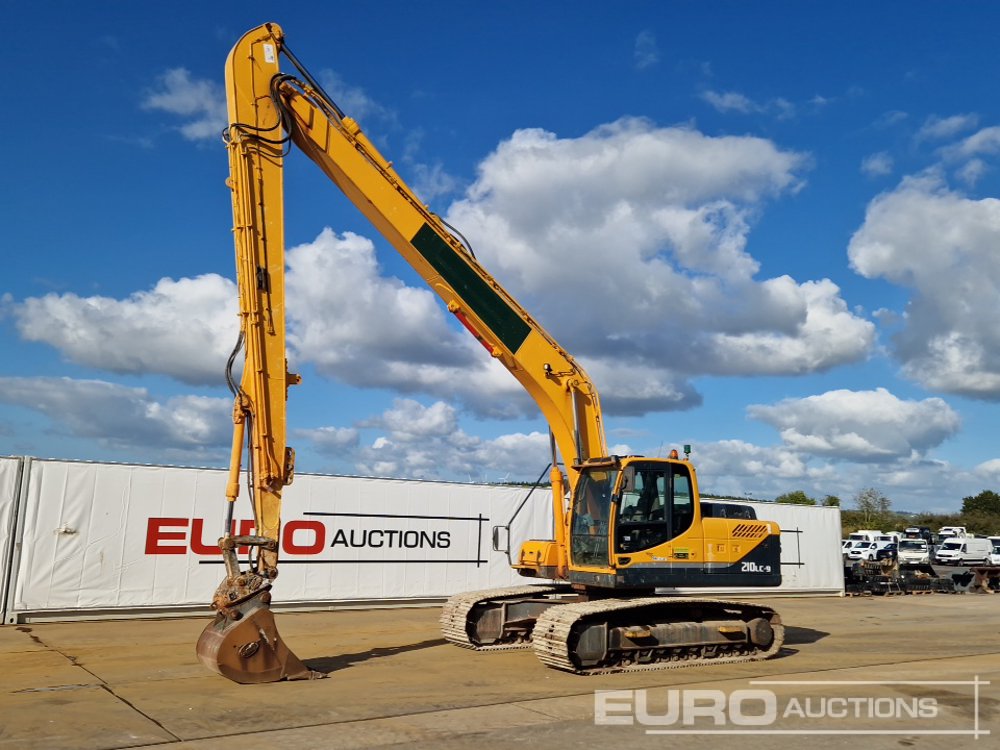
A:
988 545 1000 566
842 539 853 553
934 537 993 565
875 543 898 562
847 541 878 561
904 526 933 543
898 539 931 564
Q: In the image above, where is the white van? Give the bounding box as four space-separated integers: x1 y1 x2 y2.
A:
937 526 968 539
849 530 883 543
934 537 992 565
874 533 900 547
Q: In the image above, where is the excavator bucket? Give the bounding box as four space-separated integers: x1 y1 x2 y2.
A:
196 590 325 684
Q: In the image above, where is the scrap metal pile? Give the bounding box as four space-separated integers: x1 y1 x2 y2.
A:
843 560 958 596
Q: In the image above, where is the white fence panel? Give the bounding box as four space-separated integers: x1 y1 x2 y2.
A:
7 459 550 619
0 457 24 622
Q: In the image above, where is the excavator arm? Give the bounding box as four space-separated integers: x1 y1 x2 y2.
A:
197 22 608 682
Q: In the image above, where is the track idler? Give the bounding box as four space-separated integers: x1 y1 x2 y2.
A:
196 568 324 684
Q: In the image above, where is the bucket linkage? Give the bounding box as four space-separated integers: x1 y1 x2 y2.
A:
196 535 324 684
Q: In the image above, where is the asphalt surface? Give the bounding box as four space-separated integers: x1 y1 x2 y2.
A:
0 592 998 749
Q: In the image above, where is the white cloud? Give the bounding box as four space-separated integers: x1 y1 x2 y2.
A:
694 439 823 483
861 151 893 177
700 278 875 375
873 110 908 129
363 398 458 439
942 125 1000 160
447 119 872 401
0 377 230 457
285 229 461 371
634 30 660 70
305 398 550 481
5 230 527 419
9 118 873 423
772 98 795 120
916 113 979 142
956 157 988 186
13 274 237 386
282 228 529 417
399 129 462 201
295 425 359 452
975 458 1000 480
747 388 960 461
408 160 461 201
142 68 227 141
317 70 394 126
687 436 968 512
286 395 974 512
849 175 1000 397
700 91 796 119
585 360 701 415
700 90 756 114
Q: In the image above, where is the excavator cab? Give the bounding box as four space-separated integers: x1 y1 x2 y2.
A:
568 458 693 572
566 456 740 590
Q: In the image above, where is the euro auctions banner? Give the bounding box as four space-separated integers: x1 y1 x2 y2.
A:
5 459 550 619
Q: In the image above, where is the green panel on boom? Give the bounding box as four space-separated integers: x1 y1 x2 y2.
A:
411 223 531 353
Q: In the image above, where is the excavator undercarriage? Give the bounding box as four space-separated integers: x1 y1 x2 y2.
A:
441 585 784 675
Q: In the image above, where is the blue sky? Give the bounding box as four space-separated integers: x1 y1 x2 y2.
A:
5 1 1000 513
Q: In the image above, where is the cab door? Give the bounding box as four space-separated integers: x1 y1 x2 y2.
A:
568 469 617 574
614 461 701 562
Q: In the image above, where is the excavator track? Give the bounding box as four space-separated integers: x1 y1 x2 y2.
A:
532 597 784 675
440 584 575 650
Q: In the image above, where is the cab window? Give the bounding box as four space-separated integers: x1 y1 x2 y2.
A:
615 462 695 554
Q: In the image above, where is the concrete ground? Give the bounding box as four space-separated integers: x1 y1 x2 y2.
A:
0 593 997 750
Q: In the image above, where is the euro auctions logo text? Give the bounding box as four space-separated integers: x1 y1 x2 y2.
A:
595 689 937 726
144 517 451 556
595 679 990 738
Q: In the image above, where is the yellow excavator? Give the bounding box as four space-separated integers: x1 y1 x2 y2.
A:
196 22 784 684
